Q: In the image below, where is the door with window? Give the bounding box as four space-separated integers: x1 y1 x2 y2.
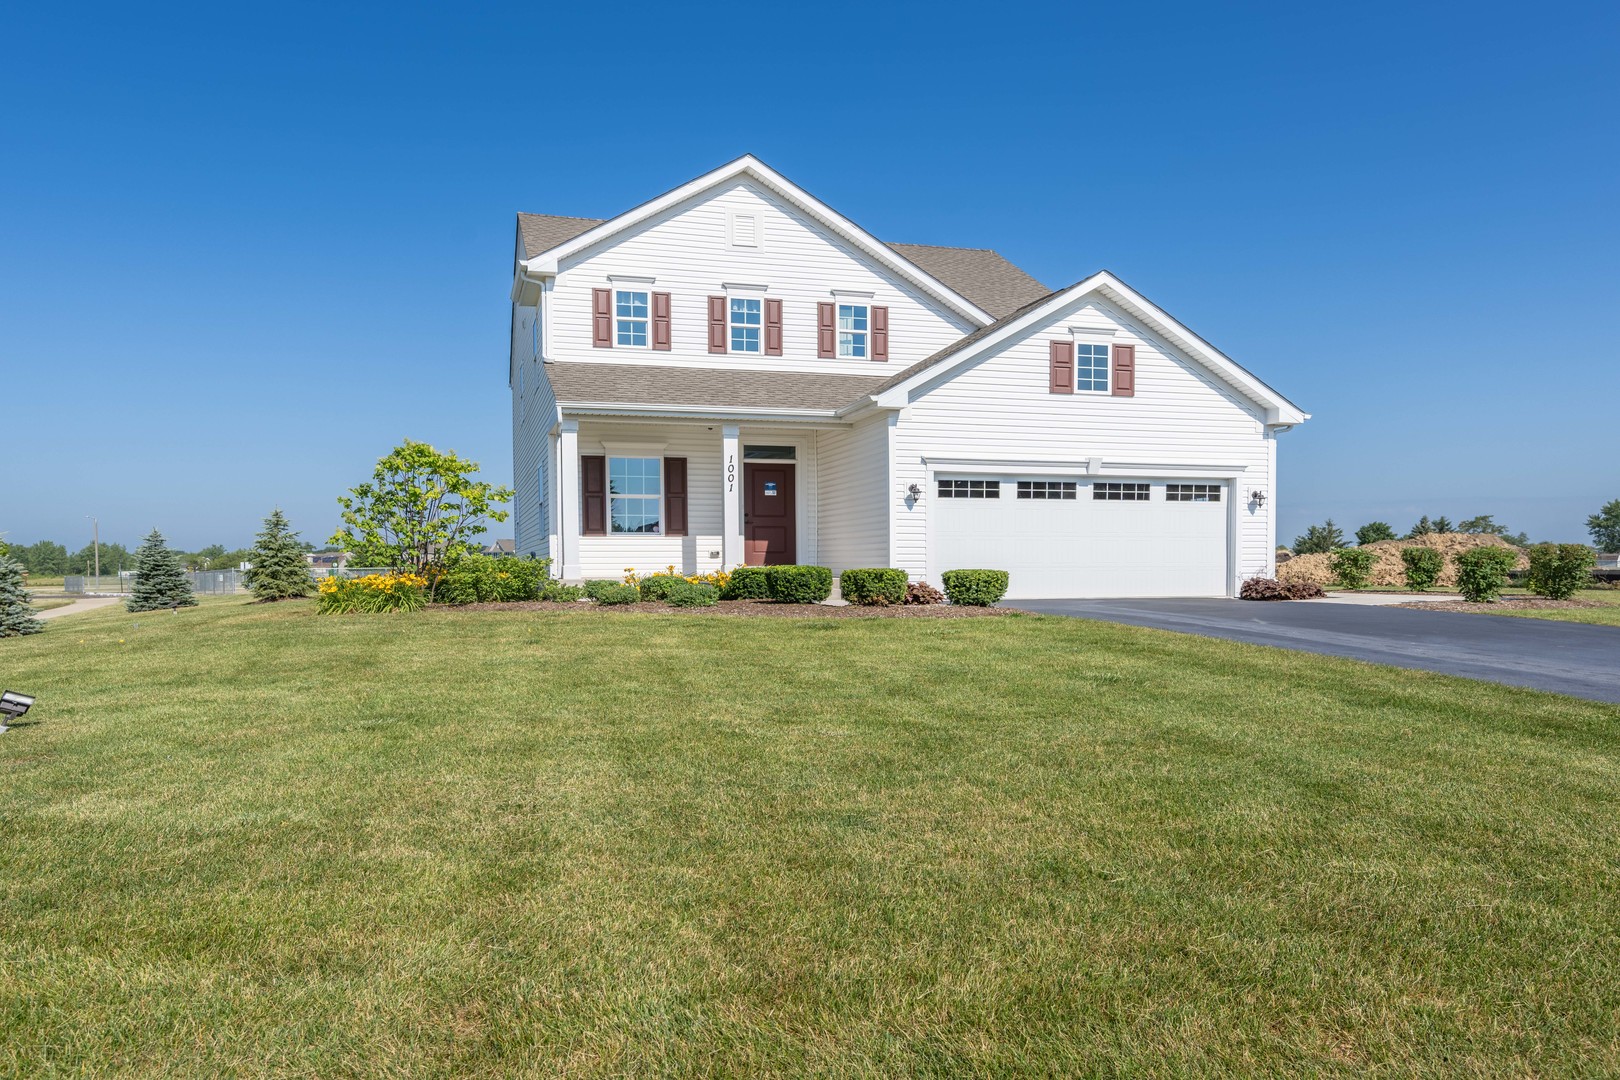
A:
744 463 796 565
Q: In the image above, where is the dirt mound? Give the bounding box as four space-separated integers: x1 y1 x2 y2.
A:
1278 533 1528 589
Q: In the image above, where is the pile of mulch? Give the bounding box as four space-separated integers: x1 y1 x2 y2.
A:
1280 533 1528 590
440 599 1010 619
1395 597 1600 614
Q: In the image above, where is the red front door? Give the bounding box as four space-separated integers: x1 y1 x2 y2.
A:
744 463 796 566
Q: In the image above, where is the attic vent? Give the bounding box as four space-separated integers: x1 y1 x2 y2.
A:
729 213 759 248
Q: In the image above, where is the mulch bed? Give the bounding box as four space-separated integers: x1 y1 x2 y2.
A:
441 599 1010 619
1395 597 1601 614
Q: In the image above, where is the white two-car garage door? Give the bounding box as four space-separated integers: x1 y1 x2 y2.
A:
932 476 1231 599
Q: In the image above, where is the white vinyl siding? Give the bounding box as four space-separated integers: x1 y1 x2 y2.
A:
890 295 1275 594
511 291 554 562
549 180 975 370
815 414 890 573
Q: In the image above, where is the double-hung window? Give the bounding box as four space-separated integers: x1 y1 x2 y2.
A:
608 457 662 534
729 297 762 353
615 290 650 347
1076 343 1110 392
837 303 869 359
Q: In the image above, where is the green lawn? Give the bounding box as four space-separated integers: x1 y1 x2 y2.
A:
4 600 1620 1075
1490 587 1620 626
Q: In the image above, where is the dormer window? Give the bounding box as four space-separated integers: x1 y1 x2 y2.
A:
837 303 869 359
729 297 763 353
615 290 650 347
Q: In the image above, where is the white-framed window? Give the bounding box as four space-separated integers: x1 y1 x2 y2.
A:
938 479 999 499
615 290 650 347
1017 480 1077 500
837 303 869 359
1166 484 1222 503
729 297 762 353
1076 343 1110 392
609 457 662 534
1093 482 1150 501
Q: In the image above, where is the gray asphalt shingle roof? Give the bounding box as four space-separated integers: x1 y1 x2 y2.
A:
543 362 887 413
515 214 1047 318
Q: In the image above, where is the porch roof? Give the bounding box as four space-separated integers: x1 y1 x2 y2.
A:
544 362 885 414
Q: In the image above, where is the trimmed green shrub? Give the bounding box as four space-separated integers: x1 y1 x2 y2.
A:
637 574 688 602
720 565 771 600
1400 547 1444 592
540 582 586 602
1327 547 1377 589
838 568 907 606
765 564 833 604
660 581 719 607
904 581 945 605
942 569 1009 606
1454 547 1518 603
583 579 621 601
591 582 640 605
1526 543 1595 600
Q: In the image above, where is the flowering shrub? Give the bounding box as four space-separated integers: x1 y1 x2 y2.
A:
624 565 732 594
435 555 552 605
316 572 428 614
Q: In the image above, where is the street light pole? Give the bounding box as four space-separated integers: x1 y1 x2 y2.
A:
87 515 99 588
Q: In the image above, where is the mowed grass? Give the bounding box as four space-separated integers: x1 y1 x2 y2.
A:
1494 587 1620 626
3 601 1620 1076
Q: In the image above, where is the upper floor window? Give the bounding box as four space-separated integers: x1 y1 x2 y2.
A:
730 297 762 353
1076 343 1110 392
837 304 869 359
615 290 650 347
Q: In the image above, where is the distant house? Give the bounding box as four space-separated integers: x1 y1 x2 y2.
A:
482 539 516 556
306 551 350 572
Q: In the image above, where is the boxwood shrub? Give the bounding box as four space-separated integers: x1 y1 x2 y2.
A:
660 580 719 607
590 581 640 605
719 565 771 600
838 567 908 606
941 569 1009 606
765 564 833 604
637 574 688 602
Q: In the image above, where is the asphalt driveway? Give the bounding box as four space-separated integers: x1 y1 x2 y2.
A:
1007 598 1620 704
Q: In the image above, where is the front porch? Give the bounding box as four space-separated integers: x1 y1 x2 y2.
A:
547 417 865 582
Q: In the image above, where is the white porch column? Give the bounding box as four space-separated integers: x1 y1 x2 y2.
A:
721 424 743 569
558 419 581 581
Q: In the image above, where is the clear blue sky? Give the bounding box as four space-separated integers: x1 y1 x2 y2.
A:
5 1 1616 553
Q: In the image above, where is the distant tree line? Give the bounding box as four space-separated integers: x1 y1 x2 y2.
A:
1290 502 1614 555
6 537 321 575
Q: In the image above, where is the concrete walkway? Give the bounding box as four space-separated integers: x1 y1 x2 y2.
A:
36 596 124 620
1006 597 1620 704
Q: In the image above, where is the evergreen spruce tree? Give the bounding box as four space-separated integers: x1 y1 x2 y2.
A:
244 509 313 601
127 529 197 612
0 554 43 637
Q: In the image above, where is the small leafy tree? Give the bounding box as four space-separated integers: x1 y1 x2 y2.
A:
245 509 314 602
1327 547 1377 589
331 441 514 585
1355 521 1397 546
1525 544 1595 601
1400 547 1444 591
0 555 43 637
1588 499 1620 553
1407 516 1435 538
1293 520 1344 555
127 530 197 612
1453 547 1517 603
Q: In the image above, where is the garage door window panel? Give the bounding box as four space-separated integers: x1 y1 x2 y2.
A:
938 479 1000 499
1017 481 1077 500
1093 482 1150 501
1167 484 1222 503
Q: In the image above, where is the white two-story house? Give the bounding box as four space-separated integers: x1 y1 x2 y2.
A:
510 156 1307 599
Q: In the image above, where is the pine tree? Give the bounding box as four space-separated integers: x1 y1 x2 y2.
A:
127 529 197 612
244 509 313 601
0 555 43 637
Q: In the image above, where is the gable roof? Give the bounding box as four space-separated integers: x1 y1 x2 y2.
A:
863 271 1308 426
515 156 1060 326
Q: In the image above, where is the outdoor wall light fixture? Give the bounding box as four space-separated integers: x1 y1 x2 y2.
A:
1250 490 1267 506
0 690 35 733
907 483 923 499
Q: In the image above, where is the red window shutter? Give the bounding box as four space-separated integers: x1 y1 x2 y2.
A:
817 302 835 358
581 455 606 535
652 292 672 351
1112 344 1136 397
664 457 687 536
871 305 889 362
707 296 727 353
764 298 783 356
1049 341 1074 394
591 289 613 348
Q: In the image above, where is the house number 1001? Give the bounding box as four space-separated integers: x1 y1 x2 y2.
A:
727 455 736 493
